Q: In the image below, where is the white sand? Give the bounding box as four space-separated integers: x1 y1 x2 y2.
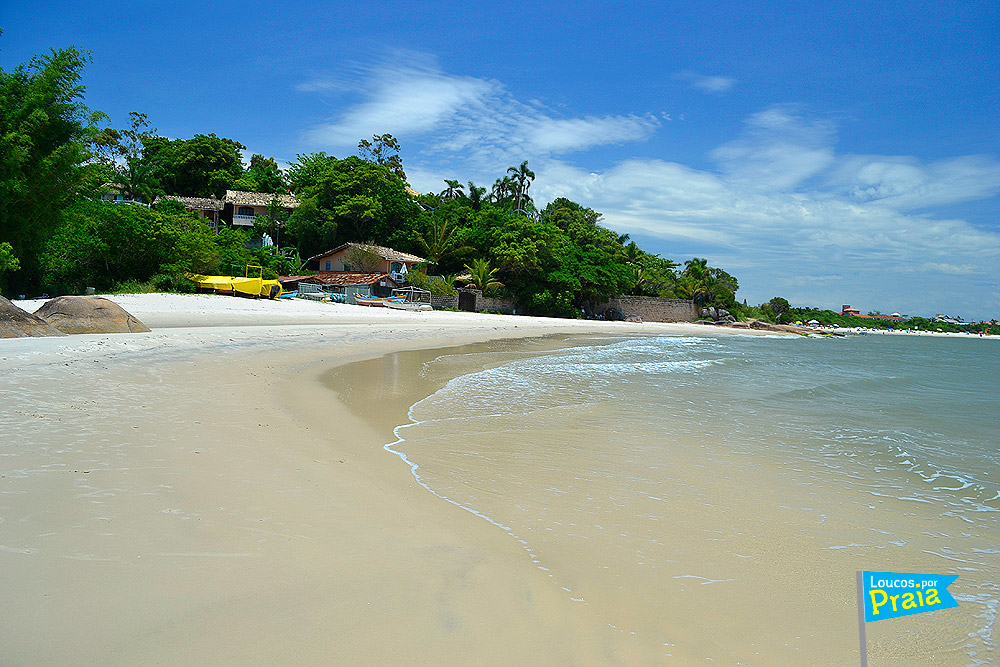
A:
3 293 790 666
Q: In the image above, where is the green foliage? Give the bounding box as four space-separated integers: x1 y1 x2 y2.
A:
407 270 456 295
0 242 20 274
418 213 474 271
213 227 254 274
41 200 225 293
143 133 246 197
154 199 187 216
357 133 406 181
0 241 20 294
665 257 738 308
92 111 162 203
286 152 337 194
768 296 790 318
234 154 285 193
285 199 337 259
0 45 101 293
464 257 504 292
342 245 384 273
285 154 422 256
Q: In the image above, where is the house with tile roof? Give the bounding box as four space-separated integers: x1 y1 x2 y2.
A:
298 271 402 304
307 243 426 283
154 195 224 227
220 190 300 227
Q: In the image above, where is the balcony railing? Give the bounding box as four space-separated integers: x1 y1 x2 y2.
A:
232 214 256 226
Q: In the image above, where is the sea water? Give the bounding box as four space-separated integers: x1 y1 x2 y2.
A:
388 334 998 664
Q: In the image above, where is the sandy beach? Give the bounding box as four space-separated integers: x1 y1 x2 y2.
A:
1 294 784 666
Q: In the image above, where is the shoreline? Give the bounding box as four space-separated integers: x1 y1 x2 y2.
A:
2 293 750 665
2 293 991 664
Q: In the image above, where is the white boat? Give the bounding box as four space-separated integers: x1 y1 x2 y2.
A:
383 299 433 311
384 287 433 311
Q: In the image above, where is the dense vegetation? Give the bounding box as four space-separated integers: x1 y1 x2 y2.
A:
6 40 989 329
0 41 747 318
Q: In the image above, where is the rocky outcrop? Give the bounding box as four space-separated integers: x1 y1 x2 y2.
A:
701 307 737 324
34 296 150 334
0 296 65 338
746 319 811 334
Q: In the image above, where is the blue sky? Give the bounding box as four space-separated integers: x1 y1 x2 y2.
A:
3 1 998 319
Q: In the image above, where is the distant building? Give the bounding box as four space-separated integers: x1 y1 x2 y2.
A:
307 243 426 284
841 305 906 322
220 190 300 227
154 195 224 227
298 271 401 303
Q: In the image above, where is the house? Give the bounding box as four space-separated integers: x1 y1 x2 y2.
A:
154 195 224 227
307 243 426 284
299 271 401 304
841 305 861 317
220 190 300 227
98 184 149 206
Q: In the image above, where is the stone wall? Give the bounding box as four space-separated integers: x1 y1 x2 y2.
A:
595 296 699 322
430 293 458 309
430 290 518 314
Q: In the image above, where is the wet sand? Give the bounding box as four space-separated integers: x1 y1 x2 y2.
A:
2 294 784 665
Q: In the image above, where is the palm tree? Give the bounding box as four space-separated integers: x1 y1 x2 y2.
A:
491 176 516 204
466 181 487 211
506 160 535 210
464 258 503 291
440 179 464 200
418 217 473 272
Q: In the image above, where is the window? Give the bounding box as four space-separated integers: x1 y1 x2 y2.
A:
325 261 332 271
390 262 403 273
238 206 255 216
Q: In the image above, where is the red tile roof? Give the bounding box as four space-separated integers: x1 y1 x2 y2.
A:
300 272 399 287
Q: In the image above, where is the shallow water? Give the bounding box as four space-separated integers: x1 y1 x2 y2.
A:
337 333 1000 664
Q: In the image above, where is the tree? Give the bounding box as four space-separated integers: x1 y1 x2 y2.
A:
40 200 221 293
143 133 246 197
342 245 384 273
767 296 790 321
286 152 338 194
464 258 503 292
466 181 487 211
491 176 516 204
357 133 406 181
234 154 285 193
0 241 20 294
284 199 337 259
440 179 465 200
253 195 291 248
506 160 535 210
291 155 421 251
93 111 162 203
418 215 473 272
0 45 102 292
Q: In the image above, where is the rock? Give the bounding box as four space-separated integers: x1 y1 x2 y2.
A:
34 296 151 334
0 296 66 338
625 314 643 323
747 319 811 334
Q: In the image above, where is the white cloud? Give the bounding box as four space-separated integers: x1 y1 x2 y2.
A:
295 58 1000 318
711 107 837 190
829 154 1000 210
299 57 658 160
672 70 736 94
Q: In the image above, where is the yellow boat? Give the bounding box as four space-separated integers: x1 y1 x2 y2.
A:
186 265 283 299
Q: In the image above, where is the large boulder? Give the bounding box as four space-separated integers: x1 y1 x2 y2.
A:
0 296 65 338
34 296 151 334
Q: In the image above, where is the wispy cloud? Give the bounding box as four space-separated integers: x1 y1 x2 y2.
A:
299 56 658 160
295 57 1000 317
672 70 736 94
